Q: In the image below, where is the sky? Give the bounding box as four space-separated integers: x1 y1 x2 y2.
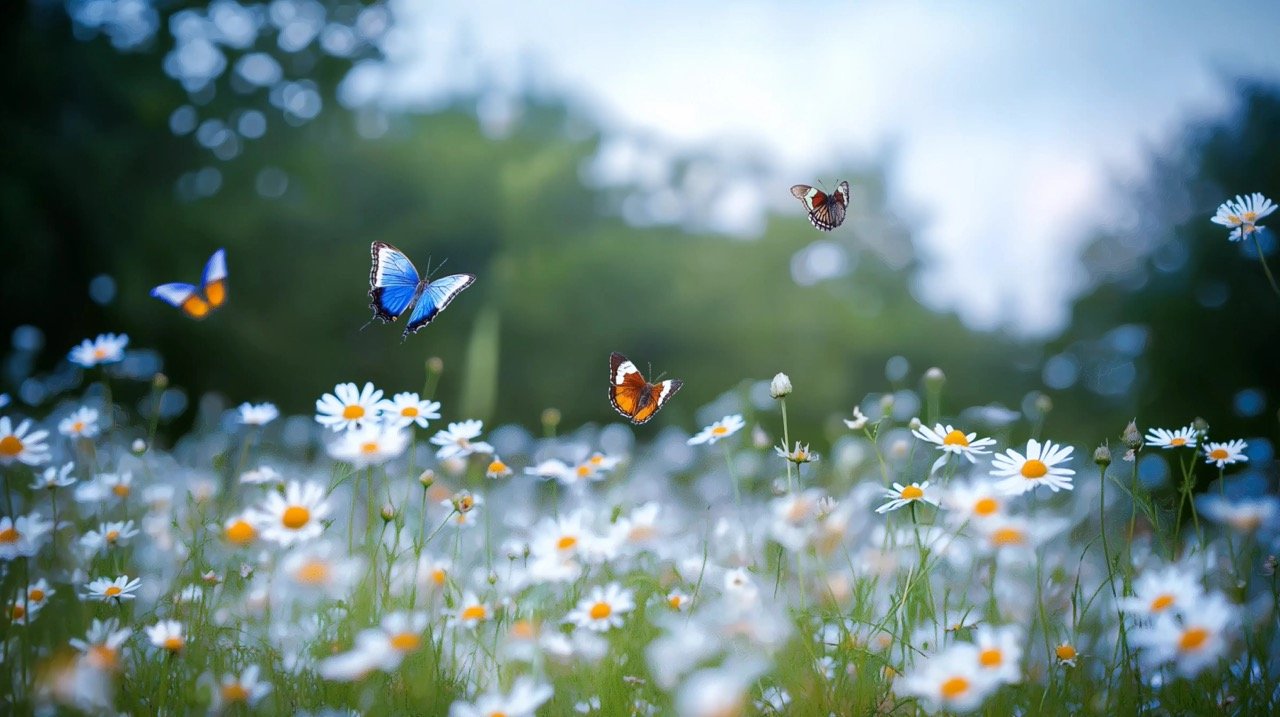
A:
353 0 1280 336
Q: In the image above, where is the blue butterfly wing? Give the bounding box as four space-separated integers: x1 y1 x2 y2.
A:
402 273 476 337
369 242 421 322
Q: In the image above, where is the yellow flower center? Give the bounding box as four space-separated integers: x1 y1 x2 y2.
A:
11 604 26 619
0 435 24 457
487 460 507 474
93 348 108 360
295 560 331 585
430 568 447 586
342 405 365 420
360 441 380 455
1021 459 1048 479
510 620 536 639
0 527 19 543
992 527 1026 546
942 430 969 447
163 636 184 652
106 530 120 543
668 595 684 609
112 484 130 498
979 648 1002 667
1209 449 1229 461
88 645 119 670
221 683 249 703
282 506 311 529
389 632 421 652
974 498 999 516
401 407 419 417
576 465 592 478
1244 210 1258 222
1178 627 1209 652
29 589 45 602
557 535 578 551
224 520 256 545
1170 437 1187 447
458 496 475 512
1151 594 1174 612
590 455 605 465
461 604 488 621
487 712 508 717
1056 644 1077 661
939 676 971 700
104 586 122 597
589 602 613 620
901 485 924 500
712 425 729 436
72 421 85 434
628 525 656 542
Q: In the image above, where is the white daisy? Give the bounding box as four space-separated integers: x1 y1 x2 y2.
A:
58 407 101 440
237 402 279 426
687 414 746 446
250 480 331 546
1202 439 1248 468
30 462 76 490
942 479 1007 525
145 619 188 653
1144 424 1198 449
68 333 129 368
897 643 1000 714
486 455 513 478
448 677 553 717
340 612 432 672
314 381 383 432
327 422 409 468
875 481 940 514
376 391 441 429
0 416 51 466
430 420 494 460
971 624 1023 685
1131 592 1235 677
451 591 493 628
1211 192 1276 240
990 439 1076 495
83 575 142 603
564 582 635 632
775 440 819 465
208 665 272 712
238 465 282 486
222 512 258 546
278 542 363 603
0 512 53 560
1118 564 1204 618
1196 495 1279 534
912 423 997 474
70 618 132 671
844 405 869 430
79 520 140 554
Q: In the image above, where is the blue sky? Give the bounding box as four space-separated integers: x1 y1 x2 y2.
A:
349 0 1280 336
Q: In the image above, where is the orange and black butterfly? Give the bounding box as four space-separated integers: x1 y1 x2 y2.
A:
150 249 227 319
790 181 850 231
608 352 683 425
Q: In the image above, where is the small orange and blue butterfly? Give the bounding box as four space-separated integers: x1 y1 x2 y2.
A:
150 248 227 319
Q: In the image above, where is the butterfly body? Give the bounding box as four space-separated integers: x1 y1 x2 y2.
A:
368 242 475 339
608 352 683 424
151 248 228 319
790 181 850 231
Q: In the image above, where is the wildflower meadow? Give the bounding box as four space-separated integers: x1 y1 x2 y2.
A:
1 189 1278 716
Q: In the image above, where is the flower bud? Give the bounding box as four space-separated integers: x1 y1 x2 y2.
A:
540 408 561 430
487 571 498 586
131 438 147 455
380 503 396 523
1093 442 1112 468
201 570 221 586
418 469 435 489
1034 394 1054 414
152 373 169 390
770 373 792 399
426 356 444 375
1193 416 1210 434
1122 420 1142 449
879 394 895 414
923 367 946 392
908 417 922 431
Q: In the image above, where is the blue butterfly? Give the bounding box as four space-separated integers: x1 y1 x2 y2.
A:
368 242 476 339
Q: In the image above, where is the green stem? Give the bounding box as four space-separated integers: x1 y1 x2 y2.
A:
1252 232 1280 299
780 399 793 492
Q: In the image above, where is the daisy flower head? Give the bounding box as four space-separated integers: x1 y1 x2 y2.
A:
146 619 188 654
1131 592 1236 677
1144 424 1198 450
0 416 51 466
0 512 53 561
875 481 939 514
942 480 1007 524
448 677 553 717
237 402 279 426
912 423 997 473
486 455 513 479
222 512 258 546
315 381 383 432
451 591 492 628
9 594 46 625
1202 439 1248 468
666 590 692 611
844 405 869 430
565 582 635 632
30 463 76 491
24 578 55 610
1055 642 1079 667
239 465 282 486
775 440 819 465
430 419 494 460
79 520 140 555
1212 192 1276 240
83 575 142 603
687 414 746 446
251 480 331 546
990 439 1075 495
971 624 1023 685
376 391 441 429
208 665 272 712
58 407 101 440
1196 495 1279 534
361 612 431 670
278 542 363 603
1118 564 1204 618
327 422 409 468
68 332 128 368
70 618 132 671
897 643 999 714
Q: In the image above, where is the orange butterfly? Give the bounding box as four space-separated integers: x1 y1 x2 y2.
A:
150 249 227 319
608 352 683 424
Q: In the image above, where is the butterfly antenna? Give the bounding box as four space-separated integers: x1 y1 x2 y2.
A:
432 257 449 279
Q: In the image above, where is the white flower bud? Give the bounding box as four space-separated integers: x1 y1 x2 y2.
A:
770 373 792 399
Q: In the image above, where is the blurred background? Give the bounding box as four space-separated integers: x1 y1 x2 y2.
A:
2 0 1279 450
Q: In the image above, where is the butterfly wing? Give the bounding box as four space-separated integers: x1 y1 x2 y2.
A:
369 242 422 323
151 283 211 319
201 248 228 309
401 273 476 338
791 182 847 231
608 353 647 420
629 379 683 424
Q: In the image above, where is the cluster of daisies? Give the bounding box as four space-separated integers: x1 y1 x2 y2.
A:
1 330 1277 716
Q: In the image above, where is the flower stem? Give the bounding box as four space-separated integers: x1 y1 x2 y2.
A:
780 398 793 492
1252 232 1280 299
